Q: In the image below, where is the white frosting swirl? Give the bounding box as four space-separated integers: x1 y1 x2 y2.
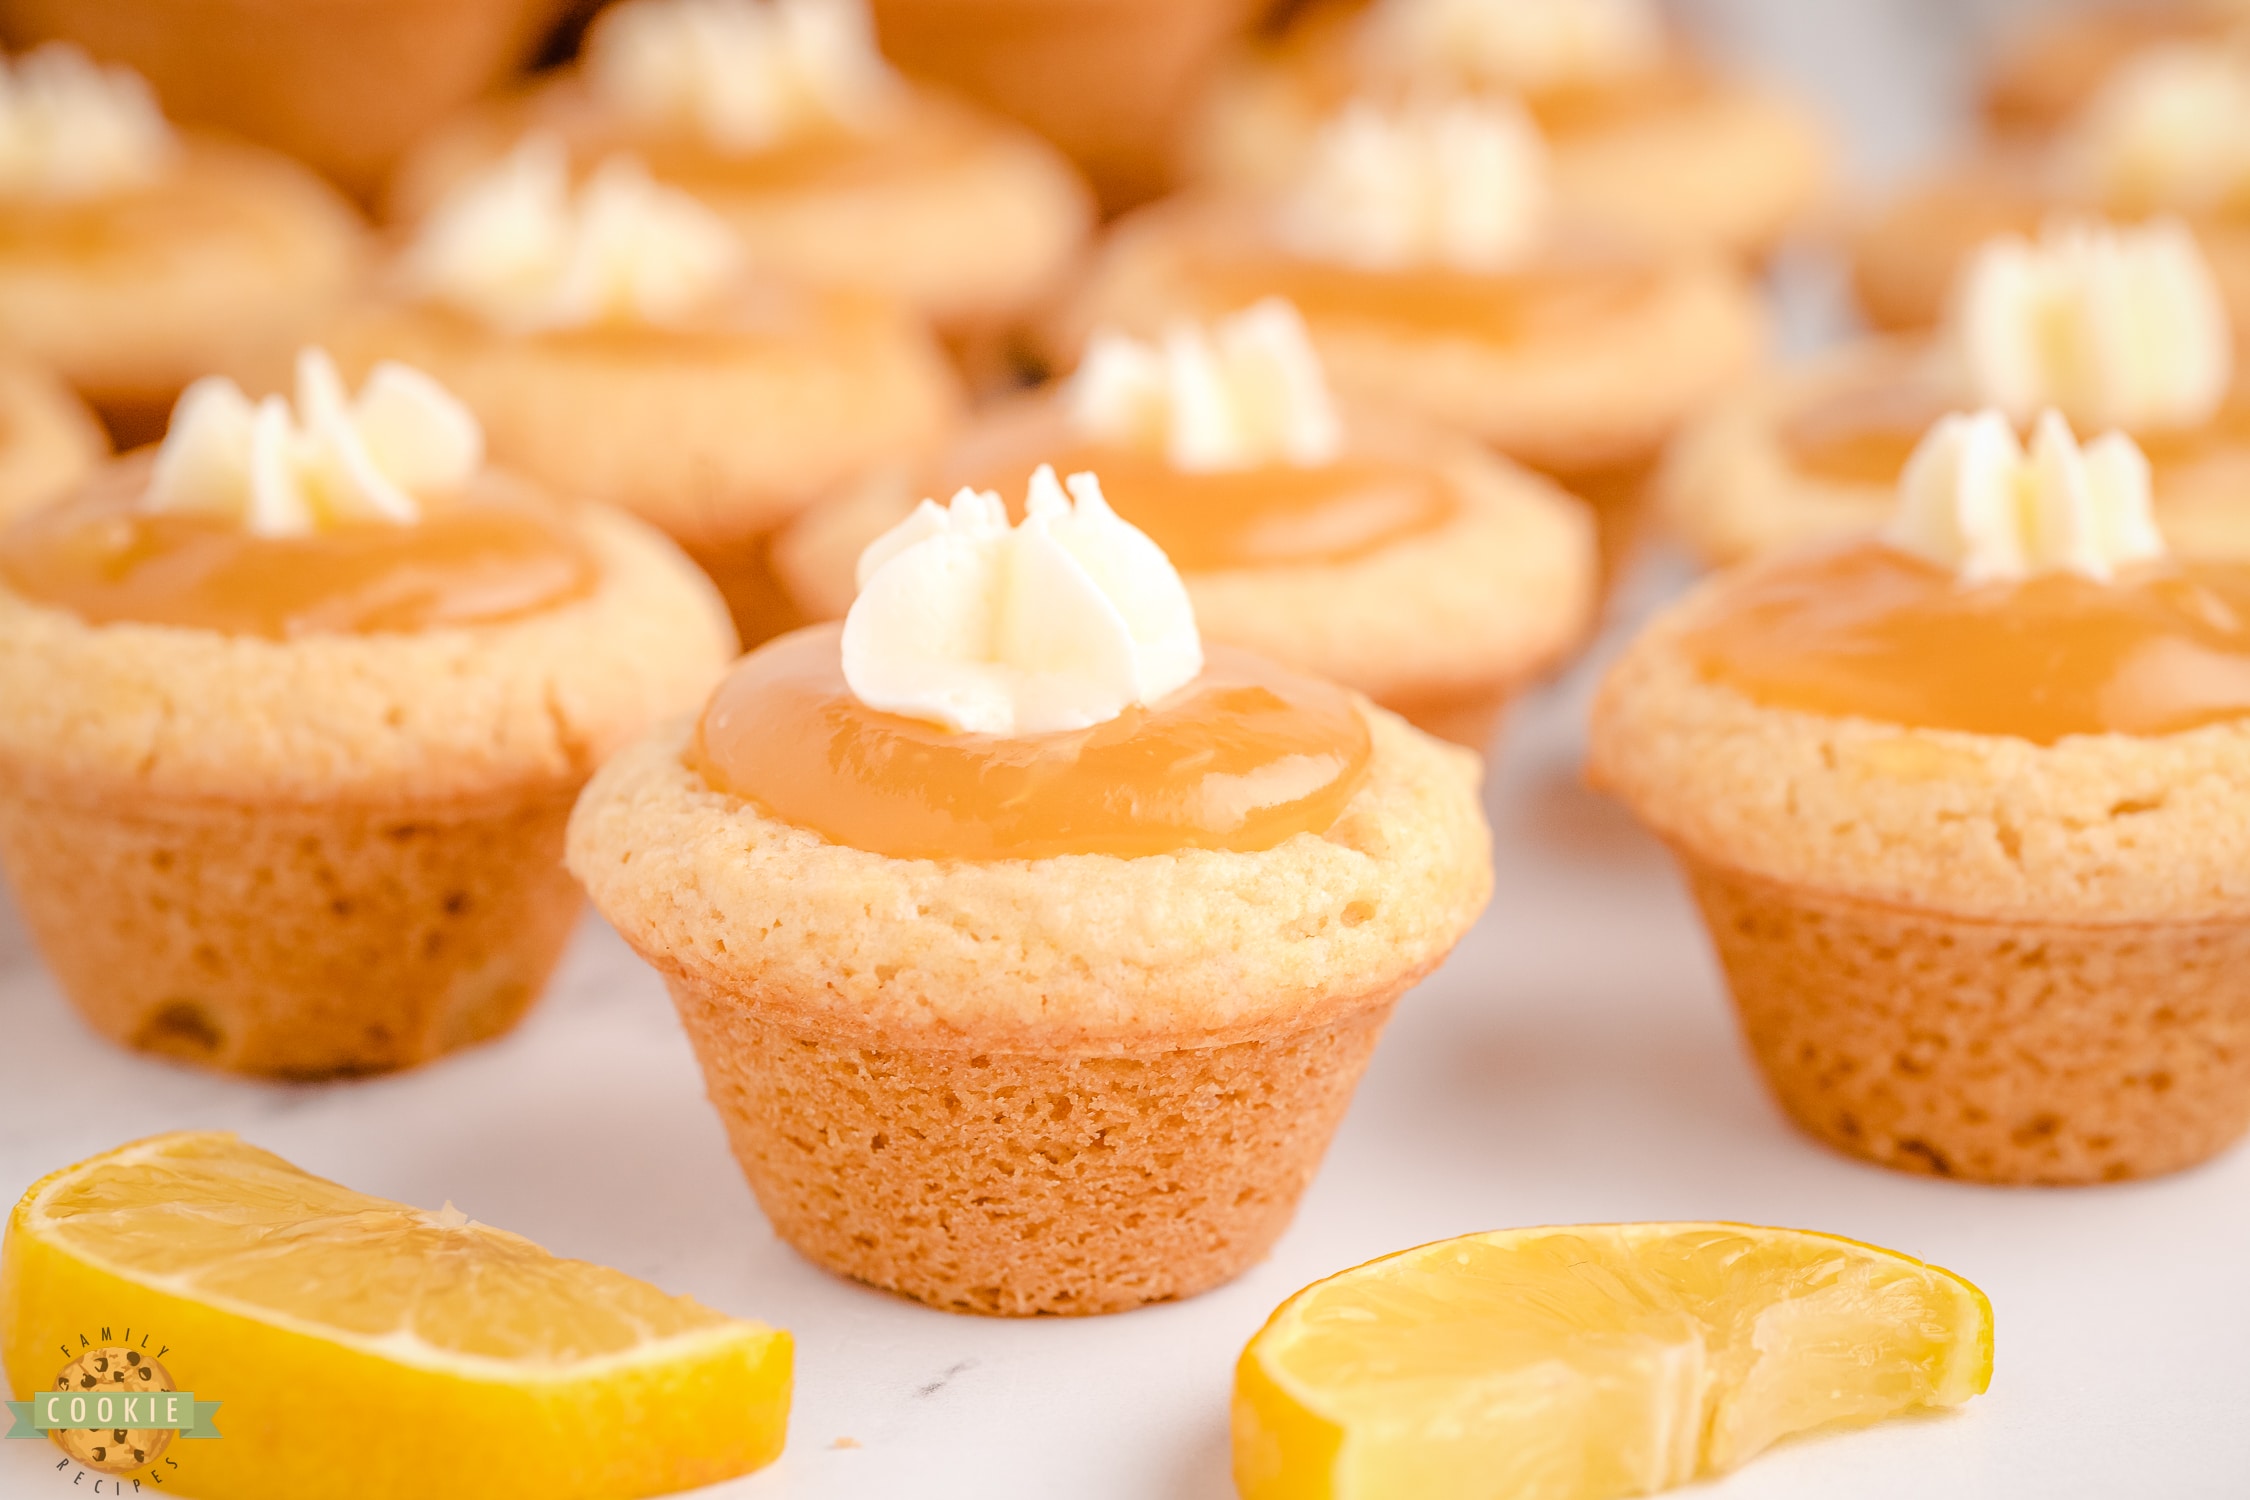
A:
1950 219 2233 433
2061 42 2250 213
843 466 1204 736
147 349 484 537
1358 0 1665 90
1279 97 1550 273
1069 300 1342 472
402 138 743 333
1888 409 2163 583
586 0 896 150
0 43 174 200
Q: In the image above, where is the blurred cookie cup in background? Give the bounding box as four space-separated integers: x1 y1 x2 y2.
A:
389 0 1092 368
1852 32 2250 334
1979 1 2232 138
1667 219 2250 568
0 0 568 200
0 44 366 443
869 0 1264 213
1060 94 1764 581
572 469 1490 1314
332 140 960 646
779 300 1595 749
1192 0 1829 262
1597 411 2250 1184
0 357 104 526
0 350 733 1077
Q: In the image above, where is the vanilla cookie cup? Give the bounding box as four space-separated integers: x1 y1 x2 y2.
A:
1189 0 1828 261
1590 558 2250 1185
330 292 961 646
1058 200 1765 484
0 359 104 525
387 20 1093 344
0 139 366 443
0 476 734 1078
570 696 1489 1313
776 406 1595 749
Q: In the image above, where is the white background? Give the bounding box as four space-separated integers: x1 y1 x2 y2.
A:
6 2 2248 1496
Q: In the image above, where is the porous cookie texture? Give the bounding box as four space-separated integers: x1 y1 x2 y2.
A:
1055 200 1766 475
569 705 1490 1311
389 90 1094 333
773 412 1596 748
1663 343 2250 567
1688 859 2250 1185
1590 582 2250 1182
0 359 105 525
0 138 365 424
0 497 736 1076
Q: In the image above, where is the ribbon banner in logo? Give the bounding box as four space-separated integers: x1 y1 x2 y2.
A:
6 1390 222 1438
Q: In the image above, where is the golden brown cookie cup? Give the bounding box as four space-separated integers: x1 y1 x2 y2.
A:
0 0 569 199
871 0 1264 213
0 137 366 443
1980 5 2213 138
329 291 962 647
774 403 1596 750
388 87 1094 348
569 704 1491 1313
1590 576 2250 1185
0 359 105 526
0 492 735 1078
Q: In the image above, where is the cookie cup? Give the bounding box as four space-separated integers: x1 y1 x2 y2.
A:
774 408 1596 749
0 495 735 1078
329 293 961 646
1062 201 1764 479
1590 581 2250 1184
1661 342 2250 567
568 703 1491 1314
0 358 104 526
0 138 366 442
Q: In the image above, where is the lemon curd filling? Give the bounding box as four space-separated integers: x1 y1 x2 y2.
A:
0 471 597 638
1178 242 1660 343
951 439 1457 573
692 624 1373 859
1782 376 2250 488
1684 540 2250 744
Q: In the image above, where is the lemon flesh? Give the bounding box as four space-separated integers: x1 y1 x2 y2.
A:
1234 1222 1992 1500
2 1132 791 1499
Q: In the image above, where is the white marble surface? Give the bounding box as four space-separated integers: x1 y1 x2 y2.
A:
8 3 2250 1498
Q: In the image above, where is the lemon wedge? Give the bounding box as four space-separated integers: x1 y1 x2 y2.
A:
2 1132 790 1498
1234 1222 1991 1500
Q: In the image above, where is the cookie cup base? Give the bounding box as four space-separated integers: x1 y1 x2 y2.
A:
661 964 1402 1316
0 784 581 1078
1683 856 2250 1185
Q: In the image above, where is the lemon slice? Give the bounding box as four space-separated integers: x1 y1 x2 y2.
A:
2 1132 790 1499
1234 1222 1992 1500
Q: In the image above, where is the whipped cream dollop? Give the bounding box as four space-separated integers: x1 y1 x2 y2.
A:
586 0 897 150
146 349 484 537
1279 96 1550 273
402 138 742 334
1949 219 2233 433
843 466 1204 736
1358 0 1665 90
2060 43 2250 213
1069 300 1343 472
0 42 174 200
1887 409 2163 583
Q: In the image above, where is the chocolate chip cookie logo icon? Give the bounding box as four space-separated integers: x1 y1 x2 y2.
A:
5 1336 221 1480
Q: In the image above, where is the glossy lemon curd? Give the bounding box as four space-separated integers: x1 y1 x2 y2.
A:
1 472 598 638
954 439 1456 572
693 625 1374 860
1182 238 1658 344
1783 374 2250 487
1684 540 2250 743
